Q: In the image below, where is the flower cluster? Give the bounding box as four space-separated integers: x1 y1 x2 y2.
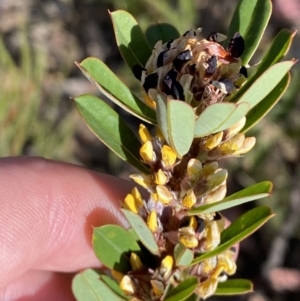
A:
114 29 256 300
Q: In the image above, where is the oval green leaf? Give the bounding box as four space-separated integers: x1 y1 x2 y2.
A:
191 206 274 265
214 279 253 296
74 94 149 173
77 58 156 124
168 100 195 158
72 269 122 301
93 225 141 273
110 10 152 68
145 23 180 49
121 209 160 255
194 102 249 137
242 73 291 132
227 0 272 65
164 277 199 301
237 60 296 110
174 243 194 267
189 181 272 214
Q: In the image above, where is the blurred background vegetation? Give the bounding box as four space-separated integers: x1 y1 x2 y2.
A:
1 0 300 300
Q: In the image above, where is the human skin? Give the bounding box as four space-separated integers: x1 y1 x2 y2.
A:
0 157 238 301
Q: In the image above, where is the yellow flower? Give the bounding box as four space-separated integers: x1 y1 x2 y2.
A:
120 275 136 295
161 145 177 167
182 189 197 209
204 184 227 204
179 227 198 248
201 162 218 178
226 117 246 139
123 187 143 214
140 140 155 163
150 280 164 296
154 169 168 185
203 132 223 150
130 253 144 271
199 221 220 252
147 210 158 232
206 169 228 191
187 158 202 181
139 124 152 143
160 255 174 279
156 185 173 205
130 174 153 190
196 277 218 300
201 256 218 275
234 137 256 155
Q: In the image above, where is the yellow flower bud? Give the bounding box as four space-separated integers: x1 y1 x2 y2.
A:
204 184 227 204
150 280 164 296
189 216 198 231
120 275 136 295
156 185 173 205
130 174 152 190
235 136 256 155
123 193 139 213
226 117 246 138
203 132 223 150
217 250 236 275
207 169 227 191
196 277 218 300
160 255 173 279
130 253 144 271
140 141 155 163
147 210 158 232
217 133 245 155
201 162 218 178
161 145 177 167
139 124 152 143
178 234 198 248
200 221 220 252
131 187 143 207
154 169 168 185
182 189 197 209
187 159 202 181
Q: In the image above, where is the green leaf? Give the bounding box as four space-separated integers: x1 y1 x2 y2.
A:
194 102 249 137
121 209 160 255
93 225 141 273
227 0 272 65
74 94 149 173
229 29 296 104
174 243 194 267
168 100 195 158
237 61 296 110
183 294 199 301
100 274 130 300
254 29 296 76
164 277 199 301
189 181 272 214
145 23 180 49
214 279 253 295
77 58 156 124
242 73 291 132
110 10 152 68
191 206 274 265
72 269 121 301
